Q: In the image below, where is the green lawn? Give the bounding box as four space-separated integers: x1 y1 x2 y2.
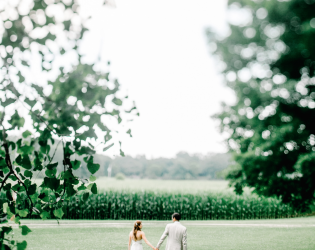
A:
94 178 234 193
31 178 255 194
11 217 315 250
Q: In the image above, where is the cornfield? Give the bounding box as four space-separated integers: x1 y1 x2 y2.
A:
1 191 300 220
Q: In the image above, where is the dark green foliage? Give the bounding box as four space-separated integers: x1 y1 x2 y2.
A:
209 0 315 211
19 226 31 236
85 156 100 175
16 241 27 250
90 183 97 194
0 0 137 248
53 208 64 219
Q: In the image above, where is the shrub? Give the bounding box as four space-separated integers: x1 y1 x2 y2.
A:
115 173 125 180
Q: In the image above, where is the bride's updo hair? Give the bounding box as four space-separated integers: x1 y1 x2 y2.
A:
133 220 142 240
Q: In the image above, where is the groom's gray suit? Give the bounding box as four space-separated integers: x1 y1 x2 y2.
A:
156 221 187 250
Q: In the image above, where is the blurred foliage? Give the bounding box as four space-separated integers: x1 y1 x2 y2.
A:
43 148 231 180
109 152 230 180
208 0 315 211
114 172 125 180
0 0 137 249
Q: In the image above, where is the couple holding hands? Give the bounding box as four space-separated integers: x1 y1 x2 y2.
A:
128 213 187 250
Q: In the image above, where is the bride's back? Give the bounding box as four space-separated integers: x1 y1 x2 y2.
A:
130 230 143 241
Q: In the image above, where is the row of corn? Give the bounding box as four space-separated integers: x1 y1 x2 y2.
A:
0 191 300 220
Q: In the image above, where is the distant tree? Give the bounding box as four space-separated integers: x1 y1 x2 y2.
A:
208 0 315 211
0 0 137 249
104 152 230 180
115 172 125 180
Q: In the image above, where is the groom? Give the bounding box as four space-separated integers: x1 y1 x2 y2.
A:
156 213 187 250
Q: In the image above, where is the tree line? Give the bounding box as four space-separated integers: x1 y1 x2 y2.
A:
49 147 231 180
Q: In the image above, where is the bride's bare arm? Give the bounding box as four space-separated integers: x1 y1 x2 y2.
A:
141 232 156 250
128 232 132 250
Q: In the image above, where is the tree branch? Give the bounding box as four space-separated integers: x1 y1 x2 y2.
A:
12 171 34 208
0 112 35 209
0 112 12 192
0 171 13 192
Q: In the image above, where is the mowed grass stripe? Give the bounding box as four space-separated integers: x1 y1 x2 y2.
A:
12 218 315 250
13 217 315 228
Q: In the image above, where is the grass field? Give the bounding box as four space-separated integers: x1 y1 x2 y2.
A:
94 178 234 193
12 217 315 250
31 178 254 194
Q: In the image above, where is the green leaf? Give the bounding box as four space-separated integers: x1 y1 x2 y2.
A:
42 145 51 155
9 175 17 181
77 146 95 155
16 155 32 170
44 177 60 191
11 183 22 192
21 60 29 66
40 211 50 220
89 175 96 182
87 162 100 174
28 184 37 196
3 202 8 213
104 133 112 143
2 226 12 234
1 98 16 107
5 190 12 201
16 209 28 218
8 141 16 150
91 183 97 194
120 149 125 157
14 216 20 224
71 159 81 170
126 129 132 137
53 208 64 219
66 185 76 197
17 240 27 250
112 97 123 106
78 184 86 191
22 130 32 138
8 111 25 129
0 157 6 169
2 167 10 174
47 162 58 170
82 192 89 202
24 179 31 188
15 155 22 165
45 168 57 177
85 156 100 175
18 145 34 155
24 170 33 178
34 151 43 171
19 225 32 235
24 97 37 107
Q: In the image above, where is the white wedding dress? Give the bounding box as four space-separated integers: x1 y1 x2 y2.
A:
131 239 143 250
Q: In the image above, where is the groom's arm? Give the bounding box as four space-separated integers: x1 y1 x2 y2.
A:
182 228 187 250
156 224 169 249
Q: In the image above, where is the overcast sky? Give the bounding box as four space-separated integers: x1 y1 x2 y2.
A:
79 0 235 158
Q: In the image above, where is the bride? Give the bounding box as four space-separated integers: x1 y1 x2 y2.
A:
128 220 156 250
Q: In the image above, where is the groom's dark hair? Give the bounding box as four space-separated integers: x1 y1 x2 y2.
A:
172 213 181 221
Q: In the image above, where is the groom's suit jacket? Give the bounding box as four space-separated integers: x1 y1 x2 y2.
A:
156 221 187 250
